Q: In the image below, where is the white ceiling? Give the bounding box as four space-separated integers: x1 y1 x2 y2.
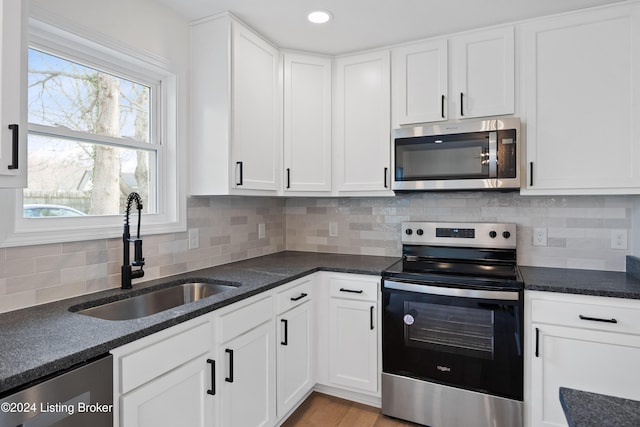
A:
154 0 627 55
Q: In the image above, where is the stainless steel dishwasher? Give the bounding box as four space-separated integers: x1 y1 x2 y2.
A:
0 354 112 427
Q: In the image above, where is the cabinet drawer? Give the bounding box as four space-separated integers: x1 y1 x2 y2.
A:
276 277 313 314
118 321 213 394
531 298 640 335
218 295 273 343
328 275 379 302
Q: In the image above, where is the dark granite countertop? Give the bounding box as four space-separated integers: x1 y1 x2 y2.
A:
0 251 398 395
520 265 640 300
560 387 640 427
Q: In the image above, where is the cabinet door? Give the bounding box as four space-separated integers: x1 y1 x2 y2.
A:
0 0 26 188
283 53 331 193
522 4 640 193
328 298 378 393
277 300 314 417
530 324 640 427
451 26 514 119
333 50 392 194
231 23 281 191
392 39 448 126
220 320 276 427
120 356 215 427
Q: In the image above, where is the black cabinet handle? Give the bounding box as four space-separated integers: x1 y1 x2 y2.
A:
8 124 18 170
290 293 308 302
340 288 363 294
460 93 464 116
206 359 216 395
236 161 243 186
286 168 291 189
225 349 234 383
535 328 540 357
281 319 288 345
384 167 388 188
579 315 618 324
370 306 374 330
441 95 445 119
529 162 534 187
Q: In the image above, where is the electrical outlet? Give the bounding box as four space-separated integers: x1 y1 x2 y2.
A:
611 229 627 250
188 228 199 249
258 223 265 239
329 222 338 237
533 228 547 246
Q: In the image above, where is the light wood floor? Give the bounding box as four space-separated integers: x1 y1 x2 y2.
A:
281 392 420 427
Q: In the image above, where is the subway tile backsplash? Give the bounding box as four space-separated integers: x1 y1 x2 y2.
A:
0 193 635 313
285 193 633 271
0 196 285 313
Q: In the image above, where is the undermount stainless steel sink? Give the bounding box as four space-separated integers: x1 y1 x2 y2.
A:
75 280 239 321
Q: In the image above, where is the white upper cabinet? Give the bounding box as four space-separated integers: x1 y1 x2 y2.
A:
189 14 281 195
283 53 332 193
232 23 281 192
0 0 26 188
521 3 640 194
333 50 393 195
450 26 515 119
391 26 513 126
392 39 448 126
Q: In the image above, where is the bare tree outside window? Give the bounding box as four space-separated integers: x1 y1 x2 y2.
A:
26 48 155 216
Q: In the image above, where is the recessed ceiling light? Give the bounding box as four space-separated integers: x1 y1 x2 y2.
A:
307 10 333 24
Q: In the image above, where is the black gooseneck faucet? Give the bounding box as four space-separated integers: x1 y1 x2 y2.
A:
121 192 145 289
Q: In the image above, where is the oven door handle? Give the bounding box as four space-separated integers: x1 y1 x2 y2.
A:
383 280 520 301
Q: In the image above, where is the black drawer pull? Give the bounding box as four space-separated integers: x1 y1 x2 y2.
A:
206 359 216 395
460 92 464 116
535 328 540 358
529 162 534 187
8 124 18 170
340 288 363 294
290 293 308 302
370 305 374 330
441 95 445 119
225 349 234 383
579 315 618 324
236 161 243 186
281 319 288 346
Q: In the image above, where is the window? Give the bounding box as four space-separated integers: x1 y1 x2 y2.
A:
26 48 157 216
1 18 185 247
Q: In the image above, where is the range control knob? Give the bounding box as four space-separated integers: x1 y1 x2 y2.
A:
405 228 413 235
416 229 424 236
489 230 497 238
502 231 511 239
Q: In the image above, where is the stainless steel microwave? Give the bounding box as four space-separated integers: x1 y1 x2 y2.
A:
392 118 521 191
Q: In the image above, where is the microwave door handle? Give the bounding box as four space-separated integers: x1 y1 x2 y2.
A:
488 131 497 178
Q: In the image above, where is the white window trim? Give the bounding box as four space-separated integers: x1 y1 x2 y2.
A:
0 17 186 247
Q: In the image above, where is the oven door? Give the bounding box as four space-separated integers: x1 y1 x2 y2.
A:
382 279 523 401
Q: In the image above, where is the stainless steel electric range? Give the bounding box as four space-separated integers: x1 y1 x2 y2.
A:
381 222 523 427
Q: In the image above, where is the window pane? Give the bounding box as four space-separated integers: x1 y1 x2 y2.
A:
24 134 156 216
28 48 151 143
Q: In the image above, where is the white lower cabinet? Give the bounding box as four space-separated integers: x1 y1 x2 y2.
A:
218 296 276 427
113 272 380 427
317 272 381 401
328 297 378 393
275 277 315 418
526 291 640 427
120 356 213 427
111 318 216 427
